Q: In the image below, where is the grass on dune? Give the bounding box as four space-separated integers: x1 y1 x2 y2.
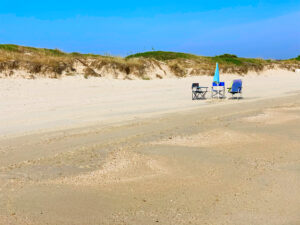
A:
209 54 266 66
0 44 66 56
127 51 266 67
125 51 300 76
0 44 20 52
0 44 103 58
210 54 241 64
126 51 199 60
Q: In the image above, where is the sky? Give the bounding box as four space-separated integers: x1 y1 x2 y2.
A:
0 0 300 59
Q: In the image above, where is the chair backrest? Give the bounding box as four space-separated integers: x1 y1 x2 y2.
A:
231 79 242 92
212 82 225 87
192 83 199 89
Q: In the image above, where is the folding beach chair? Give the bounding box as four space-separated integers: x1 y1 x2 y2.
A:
211 82 226 99
192 83 208 100
228 79 243 99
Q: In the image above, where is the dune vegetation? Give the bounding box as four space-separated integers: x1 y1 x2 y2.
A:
0 44 299 79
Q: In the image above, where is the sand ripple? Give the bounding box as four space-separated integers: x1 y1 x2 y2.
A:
153 129 261 147
48 149 168 186
243 107 300 125
0 215 38 225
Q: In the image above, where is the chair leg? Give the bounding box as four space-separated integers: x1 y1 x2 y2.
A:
192 92 201 100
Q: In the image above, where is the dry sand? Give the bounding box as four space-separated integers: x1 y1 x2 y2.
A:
1 69 299 137
1 69 300 225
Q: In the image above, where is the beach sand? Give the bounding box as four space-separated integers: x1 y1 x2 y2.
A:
1 69 299 137
1 70 300 224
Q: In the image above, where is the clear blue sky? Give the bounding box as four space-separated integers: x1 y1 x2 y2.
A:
0 0 299 58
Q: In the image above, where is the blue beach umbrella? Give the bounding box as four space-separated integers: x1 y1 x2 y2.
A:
213 63 220 84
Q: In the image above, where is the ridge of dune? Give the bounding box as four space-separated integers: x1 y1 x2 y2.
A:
1 45 300 79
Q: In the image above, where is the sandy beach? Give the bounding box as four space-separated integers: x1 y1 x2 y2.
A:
1 70 300 224
1 69 299 137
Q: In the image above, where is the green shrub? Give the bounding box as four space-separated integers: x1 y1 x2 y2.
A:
218 54 238 58
211 54 242 65
126 51 198 60
43 48 66 56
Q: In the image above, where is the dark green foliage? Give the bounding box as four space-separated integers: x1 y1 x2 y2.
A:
43 48 66 56
126 51 198 60
218 54 238 58
211 54 242 65
210 54 266 66
70 52 82 57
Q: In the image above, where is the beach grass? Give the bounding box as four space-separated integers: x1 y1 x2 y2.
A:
209 54 265 66
126 51 198 60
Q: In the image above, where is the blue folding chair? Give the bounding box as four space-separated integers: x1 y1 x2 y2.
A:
228 79 243 99
211 82 226 99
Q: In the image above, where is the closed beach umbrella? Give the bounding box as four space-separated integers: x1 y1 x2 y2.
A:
213 63 220 84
